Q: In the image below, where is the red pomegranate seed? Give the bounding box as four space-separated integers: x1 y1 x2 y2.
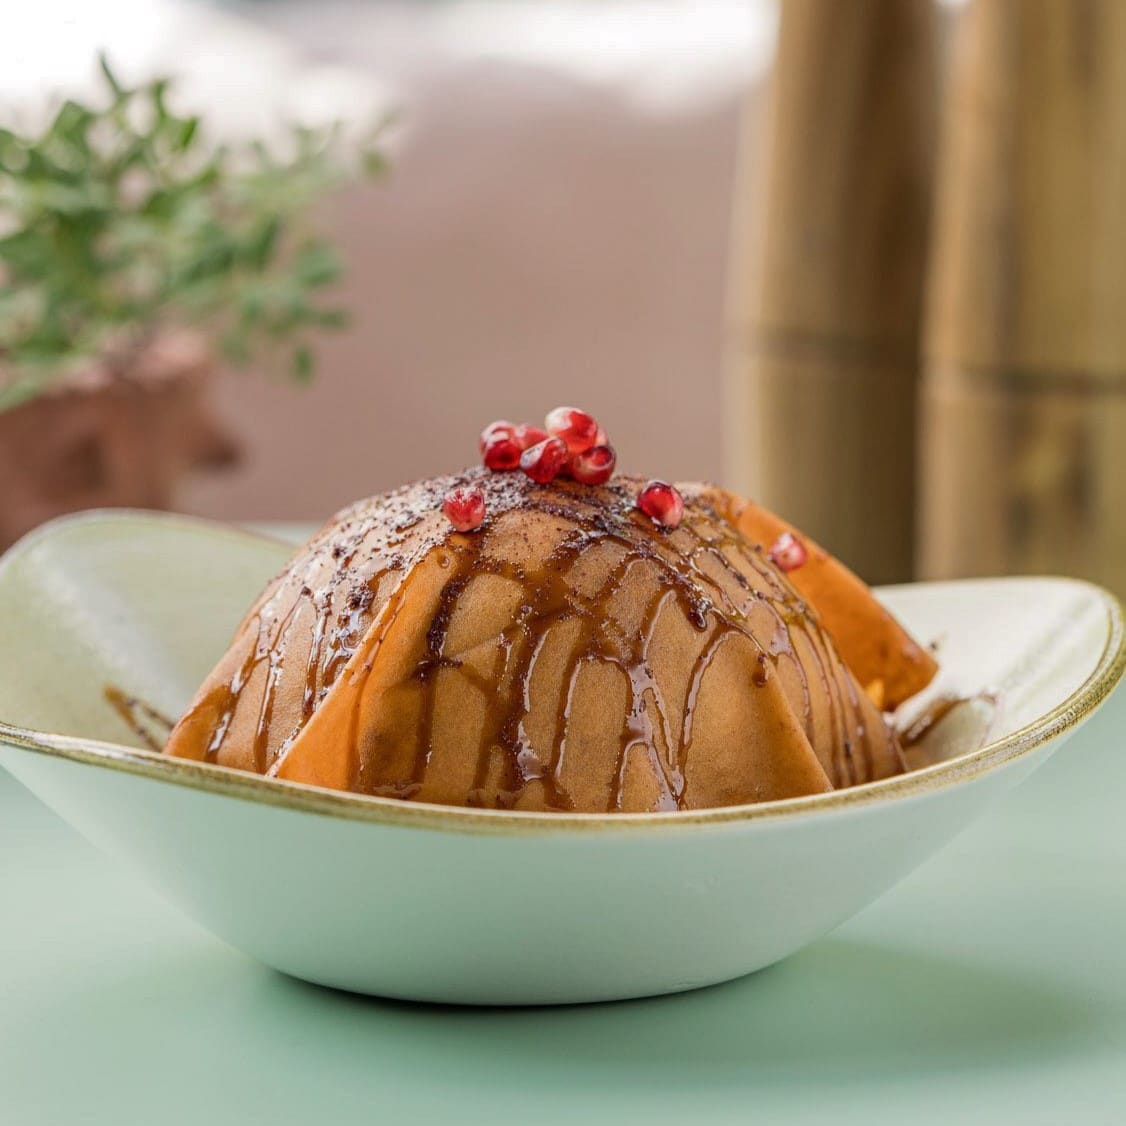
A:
442 485 487 532
569 443 616 485
768 531 808 572
545 406 600 454
513 423 548 450
520 436 569 483
482 434 522 471
637 480 684 529
479 420 517 455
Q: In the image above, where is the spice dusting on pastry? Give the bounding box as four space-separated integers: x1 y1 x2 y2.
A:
164 406 937 812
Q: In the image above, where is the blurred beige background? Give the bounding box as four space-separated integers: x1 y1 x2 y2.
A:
158 0 775 519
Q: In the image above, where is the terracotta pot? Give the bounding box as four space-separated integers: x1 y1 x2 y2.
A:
0 333 239 550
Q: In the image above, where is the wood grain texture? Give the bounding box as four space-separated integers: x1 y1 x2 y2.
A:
920 0 1126 594
920 369 1126 590
725 0 938 585
926 0 1126 374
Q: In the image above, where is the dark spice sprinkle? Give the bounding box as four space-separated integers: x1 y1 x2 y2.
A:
186 467 885 810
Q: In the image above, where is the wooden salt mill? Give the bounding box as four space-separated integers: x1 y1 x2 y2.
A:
920 0 1126 595
725 0 937 585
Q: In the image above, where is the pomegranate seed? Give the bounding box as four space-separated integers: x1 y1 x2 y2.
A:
594 424 608 446
569 443 616 485
482 434 522 471
545 406 600 454
479 420 517 455
520 436 569 483
768 531 808 572
513 423 548 451
637 480 684 529
442 485 487 532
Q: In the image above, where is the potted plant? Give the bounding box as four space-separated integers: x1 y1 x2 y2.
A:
0 56 384 548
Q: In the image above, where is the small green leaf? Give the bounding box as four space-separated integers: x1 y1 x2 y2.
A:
291 344 314 383
0 228 51 273
39 180 113 216
221 329 251 366
0 126 23 171
294 242 340 288
244 215 281 270
48 101 93 146
173 116 199 152
361 147 388 177
152 79 170 122
309 307 349 329
98 53 126 100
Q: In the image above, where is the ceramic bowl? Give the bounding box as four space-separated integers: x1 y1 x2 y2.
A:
0 511 1122 1006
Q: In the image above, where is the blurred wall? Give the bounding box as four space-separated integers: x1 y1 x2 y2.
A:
176 1 771 519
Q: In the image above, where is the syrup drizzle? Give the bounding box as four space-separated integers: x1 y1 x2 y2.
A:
900 691 1000 749
104 686 174 752
168 472 897 810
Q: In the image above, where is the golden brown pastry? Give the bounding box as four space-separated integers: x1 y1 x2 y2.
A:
710 494 937 710
164 461 935 812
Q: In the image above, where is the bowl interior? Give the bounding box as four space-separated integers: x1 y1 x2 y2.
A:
0 512 288 743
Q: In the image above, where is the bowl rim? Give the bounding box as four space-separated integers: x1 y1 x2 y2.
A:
0 510 1123 837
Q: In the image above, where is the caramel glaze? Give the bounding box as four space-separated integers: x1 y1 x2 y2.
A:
899 690 1002 750
164 470 905 812
900 694 963 748
104 686 175 752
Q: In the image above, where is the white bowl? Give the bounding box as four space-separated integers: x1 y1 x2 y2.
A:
0 511 1121 1006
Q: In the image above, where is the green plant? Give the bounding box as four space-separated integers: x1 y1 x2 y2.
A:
0 55 386 410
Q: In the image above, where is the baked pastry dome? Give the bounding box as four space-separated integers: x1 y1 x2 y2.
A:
164 470 935 812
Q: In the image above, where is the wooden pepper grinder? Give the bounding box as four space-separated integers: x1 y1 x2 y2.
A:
920 0 1126 594
725 0 938 584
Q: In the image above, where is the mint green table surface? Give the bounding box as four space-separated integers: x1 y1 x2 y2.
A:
2 529 1124 1124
